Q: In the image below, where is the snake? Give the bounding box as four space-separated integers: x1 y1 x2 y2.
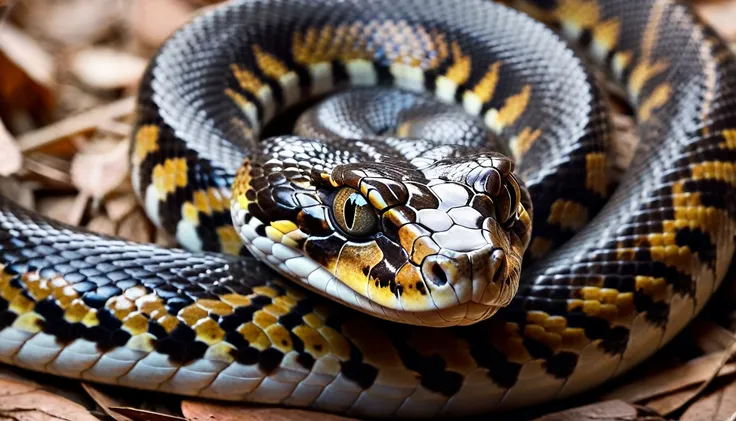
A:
0 0 735 417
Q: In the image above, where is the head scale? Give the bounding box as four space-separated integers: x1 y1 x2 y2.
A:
231 135 532 326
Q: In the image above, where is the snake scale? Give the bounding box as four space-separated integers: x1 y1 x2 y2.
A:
0 0 735 417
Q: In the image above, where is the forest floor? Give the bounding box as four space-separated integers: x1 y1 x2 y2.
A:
0 0 735 420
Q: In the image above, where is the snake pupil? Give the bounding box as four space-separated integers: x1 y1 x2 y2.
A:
332 187 378 237
344 195 358 230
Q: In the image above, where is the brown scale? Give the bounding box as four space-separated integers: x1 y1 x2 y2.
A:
381 205 415 240
295 206 332 236
359 178 408 211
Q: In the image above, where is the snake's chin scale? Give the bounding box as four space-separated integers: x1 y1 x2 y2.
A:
232 199 503 326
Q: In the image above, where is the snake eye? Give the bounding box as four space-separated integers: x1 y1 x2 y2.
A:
332 187 379 237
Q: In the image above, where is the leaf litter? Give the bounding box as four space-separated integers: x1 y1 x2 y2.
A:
0 375 98 421
0 0 735 420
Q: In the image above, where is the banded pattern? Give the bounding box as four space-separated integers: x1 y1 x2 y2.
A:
0 0 733 419
139 0 604 324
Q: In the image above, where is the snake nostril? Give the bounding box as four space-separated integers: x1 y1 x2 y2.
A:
430 263 448 286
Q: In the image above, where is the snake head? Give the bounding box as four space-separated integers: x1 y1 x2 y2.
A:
231 136 532 326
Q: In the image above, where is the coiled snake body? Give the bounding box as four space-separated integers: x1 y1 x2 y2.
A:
0 0 735 417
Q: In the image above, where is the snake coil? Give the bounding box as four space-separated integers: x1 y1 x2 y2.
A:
0 0 734 418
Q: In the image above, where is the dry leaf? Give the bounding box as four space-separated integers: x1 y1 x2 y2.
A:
37 194 87 225
155 228 178 248
0 120 22 176
87 215 117 236
0 23 55 130
681 377 736 421
0 376 98 421
697 1 736 41
653 340 736 416
23 0 124 46
17 96 134 152
82 383 134 421
129 0 196 47
0 178 34 210
71 139 129 198
610 113 638 175
604 347 736 404
70 48 147 90
98 119 134 137
110 406 187 421
117 208 153 243
79 136 121 153
645 386 699 415
57 82 107 117
105 194 139 221
181 401 360 421
0 23 54 89
22 152 74 188
26 131 80 159
529 400 649 421
692 320 736 354
69 192 90 226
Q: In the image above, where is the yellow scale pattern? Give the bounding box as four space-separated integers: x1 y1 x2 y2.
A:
152 158 188 199
491 85 532 131
509 0 678 261
0 260 364 369
546 200 589 231
133 125 159 165
180 187 242 255
585 152 608 197
720 129 736 149
444 43 472 85
489 282 637 365
510 127 542 159
469 61 502 105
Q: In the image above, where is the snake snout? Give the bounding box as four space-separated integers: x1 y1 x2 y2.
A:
421 222 519 312
468 247 512 305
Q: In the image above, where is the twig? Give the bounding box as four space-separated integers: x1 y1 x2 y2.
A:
662 339 736 416
17 97 135 152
